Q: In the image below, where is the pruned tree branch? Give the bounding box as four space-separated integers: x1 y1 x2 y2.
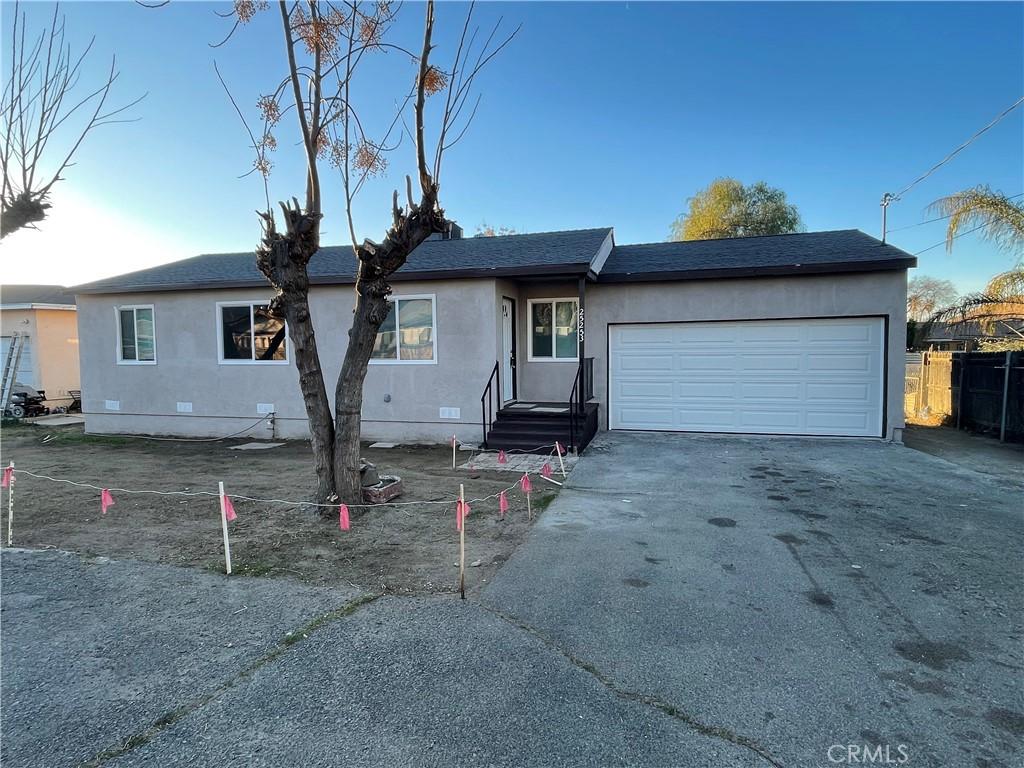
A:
1 1 143 239
209 0 513 502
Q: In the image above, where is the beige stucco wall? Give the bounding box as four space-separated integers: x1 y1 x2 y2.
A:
585 270 909 440
77 268 908 444
515 280 580 402
490 278 584 403
1 307 79 405
77 280 500 442
33 309 81 403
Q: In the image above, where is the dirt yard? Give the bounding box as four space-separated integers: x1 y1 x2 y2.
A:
0 423 560 595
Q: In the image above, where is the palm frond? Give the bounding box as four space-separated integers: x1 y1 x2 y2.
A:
931 294 1024 328
929 186 1024 256
985 268 1024 296
930 268 1024 332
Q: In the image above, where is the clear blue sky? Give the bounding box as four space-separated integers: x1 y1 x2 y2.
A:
2 1 1022 293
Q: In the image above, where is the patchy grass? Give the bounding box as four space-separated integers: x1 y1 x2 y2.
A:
280 594 382 647
2 427 563 595
231 559 278 578
40 430 133 446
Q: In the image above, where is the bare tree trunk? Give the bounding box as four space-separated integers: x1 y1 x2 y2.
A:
257 208 336 502
333 199 446 503
281 290 336 501
212 0 510 506
333 288 390 502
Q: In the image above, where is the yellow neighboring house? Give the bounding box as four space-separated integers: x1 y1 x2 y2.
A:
1 285 80 409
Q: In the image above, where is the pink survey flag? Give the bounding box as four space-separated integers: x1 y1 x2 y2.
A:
339 504 350 531
541 462 553 479
1 466 12 488
555 441 564 456
456 499 470 531
497 450 507 465
101 489 115 515
520 473 531 494
222 494 237 522
499 491 509 516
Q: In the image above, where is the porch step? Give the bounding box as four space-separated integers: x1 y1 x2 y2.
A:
484 402 599 454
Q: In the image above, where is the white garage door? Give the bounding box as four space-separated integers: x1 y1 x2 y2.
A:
609 317 884 437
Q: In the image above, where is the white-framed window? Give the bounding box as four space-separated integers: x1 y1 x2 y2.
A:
116 305 157 364
369 294 437 365
217 302 288 364
528 298 578 361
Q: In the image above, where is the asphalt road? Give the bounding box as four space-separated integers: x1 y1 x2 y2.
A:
2 432 1022 767
0 549 361 768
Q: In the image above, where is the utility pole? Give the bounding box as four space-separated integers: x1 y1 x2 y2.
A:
880 192 895 244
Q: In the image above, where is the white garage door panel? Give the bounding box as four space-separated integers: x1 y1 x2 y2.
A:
738 381 801 400
621 381 675 398
675 408 737 428
610 318 884 437
806 382 870 402
620 407 676 427
681 381 739 398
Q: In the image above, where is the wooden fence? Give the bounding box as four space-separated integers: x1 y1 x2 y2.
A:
905 350 1024 442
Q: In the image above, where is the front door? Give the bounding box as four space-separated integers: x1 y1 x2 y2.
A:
501 297 516 402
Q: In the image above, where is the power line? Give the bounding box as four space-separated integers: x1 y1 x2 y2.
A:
891 95 1024 202
912 222 989 257
887 192 1024 233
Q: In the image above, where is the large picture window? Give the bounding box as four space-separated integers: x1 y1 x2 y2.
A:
218 302 287 364
117 306 156 364
370 295 436 364
528 298 578 361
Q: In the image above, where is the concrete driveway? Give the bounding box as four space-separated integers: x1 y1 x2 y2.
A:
2 433 1022 767
483 432 1024 768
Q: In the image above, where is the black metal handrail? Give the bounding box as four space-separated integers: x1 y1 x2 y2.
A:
480 360 500 448
568 357 594 454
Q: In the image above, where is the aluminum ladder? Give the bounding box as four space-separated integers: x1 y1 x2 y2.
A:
1 332 26 412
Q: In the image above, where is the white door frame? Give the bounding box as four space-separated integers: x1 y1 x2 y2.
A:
501 297 516 403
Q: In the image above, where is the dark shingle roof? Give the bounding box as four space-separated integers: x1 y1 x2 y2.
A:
71 227 915 295
600 229 916 282
0 284 75 306
73 228 613 294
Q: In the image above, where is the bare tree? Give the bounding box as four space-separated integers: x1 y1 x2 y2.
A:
907 275 958 322
216 0 514 503
1 2 142 238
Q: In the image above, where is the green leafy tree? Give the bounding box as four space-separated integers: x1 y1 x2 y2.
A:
670 178 801 241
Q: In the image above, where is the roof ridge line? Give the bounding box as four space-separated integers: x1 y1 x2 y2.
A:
618 229 861 249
